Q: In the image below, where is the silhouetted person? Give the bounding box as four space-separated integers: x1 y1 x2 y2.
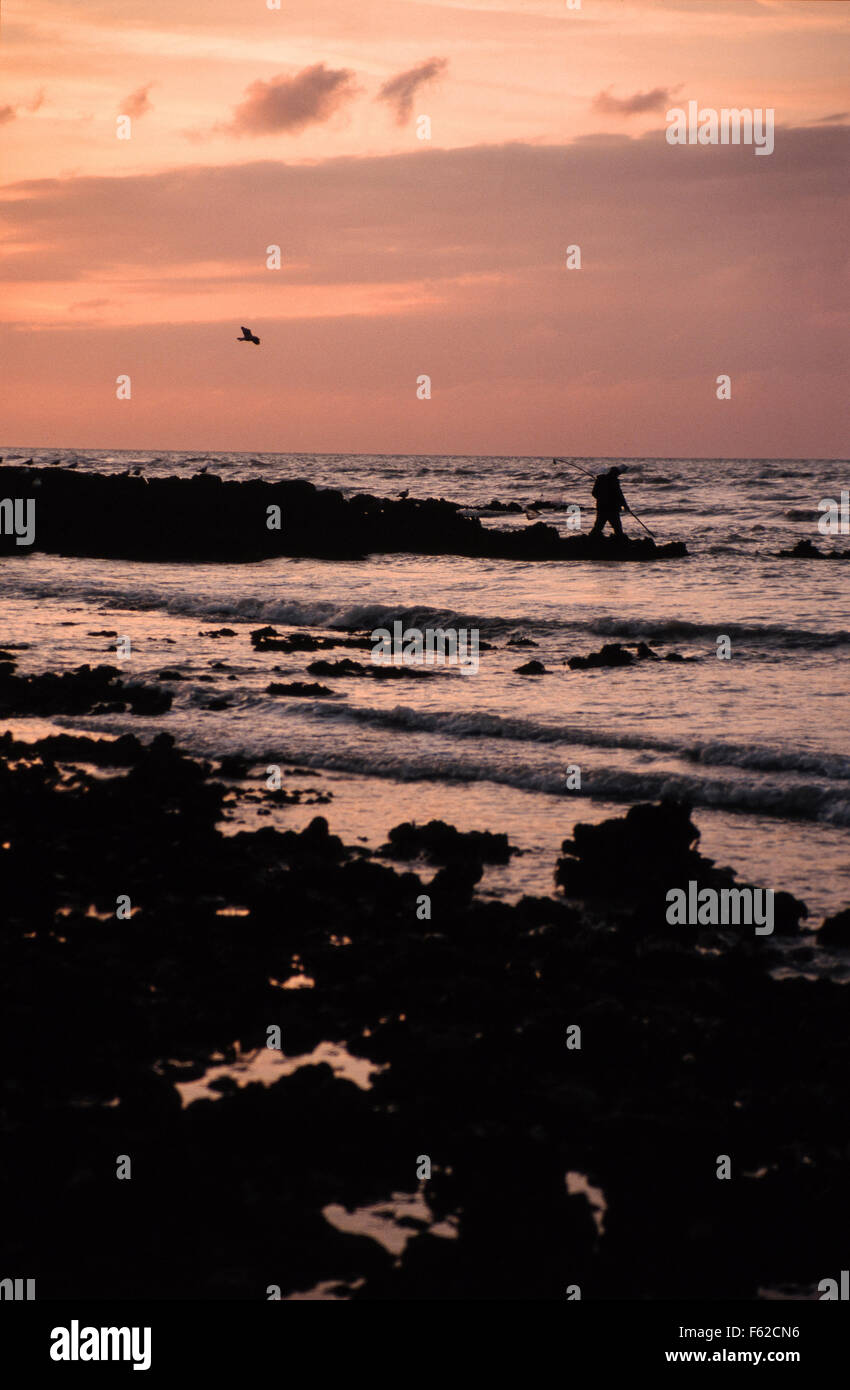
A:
590 467 628 537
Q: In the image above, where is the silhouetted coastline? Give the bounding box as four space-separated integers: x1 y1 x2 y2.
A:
2 721 846 1298
0 465 687 562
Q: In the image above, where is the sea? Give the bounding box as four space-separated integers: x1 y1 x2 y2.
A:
2 449 848 939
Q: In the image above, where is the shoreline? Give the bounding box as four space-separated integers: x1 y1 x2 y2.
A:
2 725 848 1298
1 452 846 1300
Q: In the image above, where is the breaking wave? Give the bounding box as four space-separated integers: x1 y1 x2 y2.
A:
4 574 849 650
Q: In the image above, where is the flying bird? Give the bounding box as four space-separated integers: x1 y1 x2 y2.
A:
237 326 260 345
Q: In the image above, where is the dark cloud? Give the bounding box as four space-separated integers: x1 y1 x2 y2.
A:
3 124 844 291
0 106 16 126
120 85 154 120
593 86 676 116
224 65 357 136
377 58 448 125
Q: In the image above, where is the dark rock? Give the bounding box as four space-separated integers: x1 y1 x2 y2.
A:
818 908 850 948
634 641 661 661
307 658 368 677
0 663 172 716
428 860 483 903
568 642 635 670
482 499 523 513
0 465 688 563
0 729 144 766
267 786 333 806
266 682 339 698
307 658 430 680
514 660 547 674
253 630 373 653
556 800 807 935
381 819 516 865
217 755 252 778
568 641 694 670
777 539 850 559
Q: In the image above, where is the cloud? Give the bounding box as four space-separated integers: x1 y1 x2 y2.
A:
223 65 357 136
0 90 45 125
3 127 845 455
810 111 849 125
377 58 448 125
120 85 154 120
4 124 845 291
593 86 677 116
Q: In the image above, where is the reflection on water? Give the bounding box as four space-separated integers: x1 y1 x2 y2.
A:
323 1190 458 1257
176 1040 386 1107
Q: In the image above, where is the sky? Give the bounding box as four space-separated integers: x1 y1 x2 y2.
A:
1 0 848 456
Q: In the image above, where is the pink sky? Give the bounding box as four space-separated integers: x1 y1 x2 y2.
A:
1 0 848 455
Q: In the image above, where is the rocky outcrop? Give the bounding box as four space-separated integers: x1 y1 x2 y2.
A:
0 465 688 562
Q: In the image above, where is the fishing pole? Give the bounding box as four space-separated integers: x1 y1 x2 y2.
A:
553 457 657 539
553 456 595 479
624 508 655 540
